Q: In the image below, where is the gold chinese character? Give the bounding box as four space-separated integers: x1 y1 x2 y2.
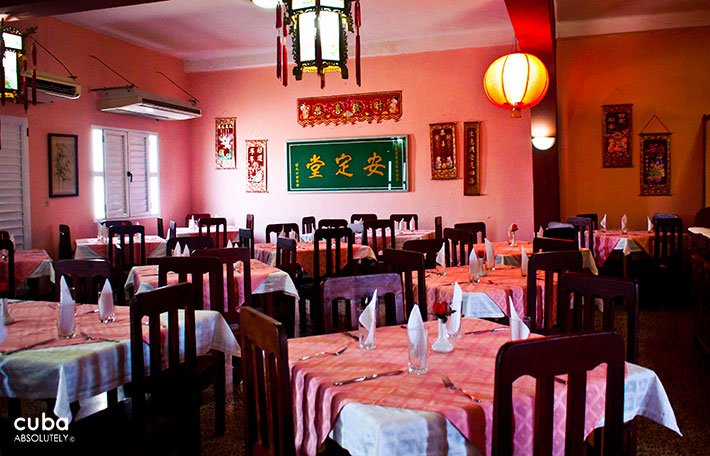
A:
363 152 386 177
335 153 354 177
306 154 326 178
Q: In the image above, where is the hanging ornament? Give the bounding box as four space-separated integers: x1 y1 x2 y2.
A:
483 52 549 118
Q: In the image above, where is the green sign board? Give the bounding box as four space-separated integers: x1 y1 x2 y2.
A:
287 136 408 192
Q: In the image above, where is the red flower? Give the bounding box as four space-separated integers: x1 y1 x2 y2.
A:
432 301 448 315
510 224 519 231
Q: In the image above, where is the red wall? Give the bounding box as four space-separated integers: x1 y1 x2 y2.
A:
187 46 535 242
0 18 193 256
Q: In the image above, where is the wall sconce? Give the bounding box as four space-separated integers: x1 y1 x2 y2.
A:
532 136 556 150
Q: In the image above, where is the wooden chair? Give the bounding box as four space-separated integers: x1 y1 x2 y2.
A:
350 213 377 223
185 213 210 226
54 259 112 304
532 236 577 253
567 216 594 253
102 219 132 228
434 216 443 239
383 249 426 318
526 251 584 333
557 272 640 363
156 217 164 238
275 237 299 337
576 213 599 232
246 213 255 231
58 224 73 260
390 213 418 230
321 273 404 334
0 231 8 240
543 226 577 245
265 223 300 243
317 218 348 229
362 219 396 260
652 213 683 267
453 222 487 244
194 247 253 315
167 220 177 239
237 228 255 258
443 228 474 267
694 207 710 228
108 225 146 271
240 307 295 456
198 217 228 248
157 256 226 435
166 236 215 256
275 238 298 281
130 283 202 454
492 332 625 456
402 238 445 269
0 238 15 299
301 216 316 235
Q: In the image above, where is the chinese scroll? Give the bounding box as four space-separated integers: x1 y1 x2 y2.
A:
602 104 632 167
463 122 481 195
430 122 457 180
215 117 236 169
640 133 671 196
246 139 267 193
297 91 402 127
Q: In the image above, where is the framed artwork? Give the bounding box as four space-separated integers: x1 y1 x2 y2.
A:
246 139 268 193
463 121 481 195
640 133 671 196
430 122 457 180
48 133 78 197
602 104 633 167
215 117 236 169
297 91 402 127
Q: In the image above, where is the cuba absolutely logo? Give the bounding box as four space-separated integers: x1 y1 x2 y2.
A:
12 413 75 444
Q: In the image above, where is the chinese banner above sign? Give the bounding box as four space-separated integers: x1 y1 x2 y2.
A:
246 139 267 193
430 122 457 180
602 104 633 168
463 122 481 195
215 117 236 169
286 136 408 192
297 91 402 127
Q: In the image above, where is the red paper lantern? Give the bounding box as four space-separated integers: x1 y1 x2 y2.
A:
483 52 549 118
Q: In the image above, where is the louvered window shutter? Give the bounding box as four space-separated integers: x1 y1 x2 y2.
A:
103 130 129 219
0 118 28 249
127 132 150 217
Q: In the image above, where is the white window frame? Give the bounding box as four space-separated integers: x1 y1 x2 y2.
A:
0 115 31 248
91 126 160 221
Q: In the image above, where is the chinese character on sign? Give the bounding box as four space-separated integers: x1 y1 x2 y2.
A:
306 154 326 178
335 153 354 177
363 152 386 177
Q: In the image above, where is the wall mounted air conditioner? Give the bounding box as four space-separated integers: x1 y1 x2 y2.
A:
21 70 81 101
97 87 201 121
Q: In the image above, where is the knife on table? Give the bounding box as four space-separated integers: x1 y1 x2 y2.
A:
333 370 404 386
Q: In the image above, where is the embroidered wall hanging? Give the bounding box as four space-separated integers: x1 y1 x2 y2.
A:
297 91 401 127
246 139 268 193
602 104 633 167
215 117 236 169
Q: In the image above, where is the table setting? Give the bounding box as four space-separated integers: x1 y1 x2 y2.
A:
74 235 167 261
254 241 376 277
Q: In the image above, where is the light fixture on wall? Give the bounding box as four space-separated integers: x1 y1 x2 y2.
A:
274 0 361 88
252 0 278 8
483 52 549 118
532 136 556 150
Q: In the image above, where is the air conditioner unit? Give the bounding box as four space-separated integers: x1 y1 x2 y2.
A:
97 87 201 121
20 70 81 101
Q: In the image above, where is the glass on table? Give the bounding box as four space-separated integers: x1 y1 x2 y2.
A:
407 326 428 375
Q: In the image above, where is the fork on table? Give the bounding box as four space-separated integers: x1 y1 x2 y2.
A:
296 346 348 361
441 374 481 403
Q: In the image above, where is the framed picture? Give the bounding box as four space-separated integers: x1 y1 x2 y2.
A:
463 121 481 195
246 139 268 193
430 122 457 180
640 133 671 196
215 117 236 169
48 133 78 198
602 104 633 168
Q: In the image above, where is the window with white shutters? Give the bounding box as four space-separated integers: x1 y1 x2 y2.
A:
92 127 159 220
0 116 30 249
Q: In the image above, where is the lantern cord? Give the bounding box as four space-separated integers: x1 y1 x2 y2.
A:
314 0 323 82
1 19 6 106
639 115 672 135
355 0 361 86
156 71 199 103
22 53 28 112
33 38 77 80
276 2 282 79
90 55 136 87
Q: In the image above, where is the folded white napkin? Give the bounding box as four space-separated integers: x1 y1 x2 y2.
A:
358 289 377 346
60 276 73 305
600 214 607 231
355 218 363 224
173 242 182 257
410 217 416 230
227 239 233 248
189 216 196 229
278 229 286 239
407 305 426 357
289 230 298 240
1 298 12 325
509 296 530 341
468 248 479 276
449 282 462 334
647 216 653 232
623 241 632 256
520 246 529 276
484 238 495 265
98 280 114 321
621 214 628 231
398 220 406 232
300 232 314 243
435 243 446 273
182 244 190 257
58 276 75 335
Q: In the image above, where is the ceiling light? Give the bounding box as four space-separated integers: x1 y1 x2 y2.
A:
483 52 549 118
532 136 556 150
252 0 279 8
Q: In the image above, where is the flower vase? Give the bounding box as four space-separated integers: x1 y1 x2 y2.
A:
432 319 454 353
509 231 517 247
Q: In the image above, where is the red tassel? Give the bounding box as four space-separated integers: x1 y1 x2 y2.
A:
282 45 288 87
282 11 287 37
320 74 325 89
356 34 361 86
276 37 281 79
31 41 37 105
276 2 282 29
355 0 361 29
22 57 28 112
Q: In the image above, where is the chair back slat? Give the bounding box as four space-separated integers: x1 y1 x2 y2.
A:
167 220 177 239
198 217 228 248
566 216 594 253
443 228 474 267
194 247 252 318
275 238 298 280
54 259 112 304
526 251 583 332
108 224 146 269
238 228 255 258
157 217 164 238
362 219 396 260
158 256 224 313
402 238 445 269
390 213 418 230
58 224 73 260
453 222 486 244
313 228 353 283
434 216 443 239
301 216 316 235
652 213 683 262
166 236 215 256
265 223 300 243
246 213 255 231
383 249 426 317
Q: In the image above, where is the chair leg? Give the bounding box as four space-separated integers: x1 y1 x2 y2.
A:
215 353 226 436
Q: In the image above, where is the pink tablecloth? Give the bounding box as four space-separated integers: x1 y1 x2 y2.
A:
254 242 376 277
74 235 166 261
1 249 54 285
593 230 654 266
353 229 436 251
288 319 611 456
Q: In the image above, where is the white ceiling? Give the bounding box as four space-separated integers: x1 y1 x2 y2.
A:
55 0 710 73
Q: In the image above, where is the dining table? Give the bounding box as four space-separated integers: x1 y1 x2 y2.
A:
1 249 56 287
254 241 376 277
288 318 680 456
0 300 239 421
593 229 655 267
74 235 167 261
475 241 598 274
175 225 241 240
349 229 436 251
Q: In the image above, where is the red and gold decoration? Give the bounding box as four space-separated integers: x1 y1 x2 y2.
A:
463 121 481 195
639 115 672 196
602 104 633 168
430 122 457 180
215 117 237 170
297 91 401 127
246 139 268 193
276 0 361 88
483 52 549 118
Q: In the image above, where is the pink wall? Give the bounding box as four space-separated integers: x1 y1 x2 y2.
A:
187 47 535 242
0 18 193 257
557 27 710 229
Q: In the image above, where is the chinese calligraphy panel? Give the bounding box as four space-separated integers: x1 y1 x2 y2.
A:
602 104 633 168
246 139 267 193
463 122 481 196
215 117 236 170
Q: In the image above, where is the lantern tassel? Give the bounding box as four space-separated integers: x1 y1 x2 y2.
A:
355 0 361 28
276 37 282 79
282 43 288 87
356 34 361 86
276 2 282 29
31 40 37 105
22 56 28 112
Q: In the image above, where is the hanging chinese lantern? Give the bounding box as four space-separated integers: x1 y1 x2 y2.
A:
275 0 361 88
483 52 549 118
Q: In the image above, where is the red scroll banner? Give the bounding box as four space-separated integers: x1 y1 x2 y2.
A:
297 91 402 127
